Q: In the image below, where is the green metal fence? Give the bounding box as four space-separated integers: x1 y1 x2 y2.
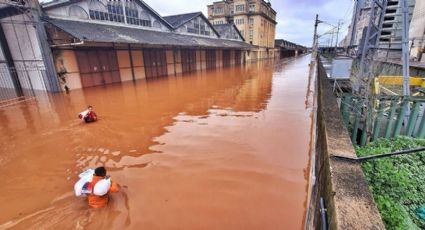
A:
340 95 425 146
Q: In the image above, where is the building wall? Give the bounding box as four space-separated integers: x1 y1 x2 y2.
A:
175 16 219 38
0 14 47 91
378 0 416 50
409 0 425 61
54 49 82 89
208 0 276 51
53 46 248 90
44 0 171 32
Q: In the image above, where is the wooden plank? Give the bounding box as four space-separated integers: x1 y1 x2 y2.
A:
406 101 421 136
384 100 397 138
393 100 408 137
372 100 385 141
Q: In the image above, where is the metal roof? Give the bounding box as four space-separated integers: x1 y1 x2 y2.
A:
213 23 245 42
44 17 255 49
163 12 201 28
163 12 220 37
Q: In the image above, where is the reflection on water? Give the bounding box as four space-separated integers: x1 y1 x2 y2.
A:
0 55 313 230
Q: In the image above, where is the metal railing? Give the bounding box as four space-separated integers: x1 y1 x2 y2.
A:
0 64 45 107
340 94 425 145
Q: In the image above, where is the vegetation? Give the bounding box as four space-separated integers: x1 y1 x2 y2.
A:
356 137 425 230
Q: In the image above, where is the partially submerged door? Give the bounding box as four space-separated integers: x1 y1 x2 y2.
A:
143 49 168 79
181 49 197 73
222 50 230 67
235 50 241 65
205 49 216 69
76 49 121 88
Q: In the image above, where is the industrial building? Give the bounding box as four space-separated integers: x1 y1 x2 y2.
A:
343 0 417 60
207 0 277 60
0 0 253 97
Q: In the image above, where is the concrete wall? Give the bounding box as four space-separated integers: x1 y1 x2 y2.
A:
1 14 46 91
54 49 82 90
306 60 385 229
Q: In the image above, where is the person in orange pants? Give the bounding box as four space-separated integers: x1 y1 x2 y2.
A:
87 167 119 208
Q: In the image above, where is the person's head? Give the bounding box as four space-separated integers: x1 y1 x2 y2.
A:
95 166 107 177
88 105 93 111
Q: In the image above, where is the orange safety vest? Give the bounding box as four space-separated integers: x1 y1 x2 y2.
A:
87 175 119 208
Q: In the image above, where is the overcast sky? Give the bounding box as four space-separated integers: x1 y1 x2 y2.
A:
143 0 355 47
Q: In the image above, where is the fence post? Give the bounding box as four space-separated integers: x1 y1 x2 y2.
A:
406 101 420 136
352 99 362 144
393 99 408 137
372 100 385 141
360 101 373 146
384 100 397 138
341 95 351 127
416 104 425 138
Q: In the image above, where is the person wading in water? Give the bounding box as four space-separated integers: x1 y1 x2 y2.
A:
87 167 119 208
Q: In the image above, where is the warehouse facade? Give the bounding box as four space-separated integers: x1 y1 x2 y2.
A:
0 0 253 95
43 0 253 90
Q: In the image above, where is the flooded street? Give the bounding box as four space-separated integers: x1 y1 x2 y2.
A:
0 55 314 229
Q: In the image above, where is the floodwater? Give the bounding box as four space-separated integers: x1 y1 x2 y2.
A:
0 55 315 230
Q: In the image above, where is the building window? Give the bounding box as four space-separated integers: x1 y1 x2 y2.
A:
249 29 253 40
69 5 89 19
249 18 254 25
249 4 255 12
106 2 125 23
89 0 109 21
214 7 224 14
235 4 245 12
124 1 152 27
235 18 244 25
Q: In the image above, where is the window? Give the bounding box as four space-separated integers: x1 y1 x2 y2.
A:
249 18 254 25
69 5 89 19
235 4 245 12
235 18 244 25
214 7 224 14
89 0 109 21
249 4 255 12
106 2 124 23
249 29 253 40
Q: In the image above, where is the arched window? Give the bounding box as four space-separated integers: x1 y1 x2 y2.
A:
153 20 161 29
106 0 124 23
69 5 89 19
139 11 151 27
89 0 109 21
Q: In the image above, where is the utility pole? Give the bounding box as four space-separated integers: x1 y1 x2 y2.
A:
401 0 410 97
335 20 342 53
312 14 319 61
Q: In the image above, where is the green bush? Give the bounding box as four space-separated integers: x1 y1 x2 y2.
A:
356 137 425 230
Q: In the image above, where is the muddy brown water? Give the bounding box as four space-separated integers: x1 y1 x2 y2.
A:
0 55 315 229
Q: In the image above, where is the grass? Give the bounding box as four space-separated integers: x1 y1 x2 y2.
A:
356 137 425 230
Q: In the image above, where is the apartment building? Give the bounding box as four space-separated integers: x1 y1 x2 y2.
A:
207 0 277 60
